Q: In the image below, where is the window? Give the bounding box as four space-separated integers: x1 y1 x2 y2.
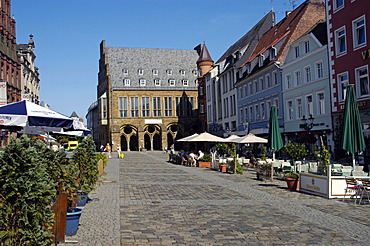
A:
154 79 160 86
118 97 128 118
317 93 325 115
294 46 300 58
142 97 150 117
255 104 259 121
272 71 278 85
286 74 292 89
270 47 276 60
254 80 258 93
258 54 264 67
180 70 186 76
261 102 265 120
123 69 128 75
124 79 130 86
130 97 139 117
296 98 303 119
356 66 369 97
238 87 243 99
266 75 271 88
259 77 264 90
334 0 344 10
248 83 252 95
335 27 346 55
316 62 323 79
138 69 144 75
176 97 184 117
169 80 175 86
274 98 279 115
164 97 172 116
287 101 293 120
166 69 172 75
182 80 189 86
295 70 301 86
249 106 253 122
200 103 205 114
153 97 161 117
304 41 310 53
338 72 348 101
139 79 146 86
245 107 248 122
353 16 366 48
192 70 198 76
304 66 312 83
102 97 107 119
247 63 251 73
306 95 313 116
152 69 158 75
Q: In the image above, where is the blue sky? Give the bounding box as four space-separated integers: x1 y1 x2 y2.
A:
12 0 304 120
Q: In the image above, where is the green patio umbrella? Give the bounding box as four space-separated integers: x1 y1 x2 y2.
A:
341 85 366 170
268 106 284 181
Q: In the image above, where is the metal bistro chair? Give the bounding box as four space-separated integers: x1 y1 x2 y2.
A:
343 177 361 203
359 179 370 204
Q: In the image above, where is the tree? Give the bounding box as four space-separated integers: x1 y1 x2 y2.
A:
0 136 55 245
72 135 98 194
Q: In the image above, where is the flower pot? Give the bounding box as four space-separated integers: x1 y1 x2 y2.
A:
198 161 211 168
286 178 299 191
220 164 227 173
76 194 88 207
66 207 83 236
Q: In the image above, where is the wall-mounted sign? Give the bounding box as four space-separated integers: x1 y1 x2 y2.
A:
0 81 7 106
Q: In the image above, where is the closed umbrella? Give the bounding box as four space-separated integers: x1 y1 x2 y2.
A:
268 106 283 181
341 85 366 170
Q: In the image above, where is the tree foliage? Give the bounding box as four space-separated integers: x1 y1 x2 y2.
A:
0 136 55 245
283 141 307 161
72 135 98 194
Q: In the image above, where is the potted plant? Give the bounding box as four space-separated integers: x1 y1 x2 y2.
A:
198 154 211 168
283 141 307 172
284 172 299 191
0 136 55 245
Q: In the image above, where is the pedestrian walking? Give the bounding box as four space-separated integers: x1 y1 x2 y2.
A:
105 143 112 159
117 145 121 158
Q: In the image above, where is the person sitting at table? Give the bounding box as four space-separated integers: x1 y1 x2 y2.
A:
189 151 197 167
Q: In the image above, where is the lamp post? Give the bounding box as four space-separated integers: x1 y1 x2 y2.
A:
300 114 314 131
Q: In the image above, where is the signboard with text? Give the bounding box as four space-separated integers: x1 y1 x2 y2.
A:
0 81 7 106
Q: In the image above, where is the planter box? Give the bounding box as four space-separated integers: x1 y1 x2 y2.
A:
66 207 83 236
198 161 211 168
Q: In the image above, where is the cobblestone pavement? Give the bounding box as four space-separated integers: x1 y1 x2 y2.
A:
61 151 370 245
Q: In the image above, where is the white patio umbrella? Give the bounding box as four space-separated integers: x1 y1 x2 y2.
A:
232 133 268 144
177 133 199 142
225 134 241 142
187 132 229 142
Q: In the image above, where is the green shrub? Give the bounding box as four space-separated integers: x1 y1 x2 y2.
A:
284 172 299 179
199 153 211 162
0 136 55 245
96 152 108 167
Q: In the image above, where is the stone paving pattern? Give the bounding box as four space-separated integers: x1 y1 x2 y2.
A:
61 151 370 245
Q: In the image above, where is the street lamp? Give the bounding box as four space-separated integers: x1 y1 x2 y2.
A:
300 114 314 131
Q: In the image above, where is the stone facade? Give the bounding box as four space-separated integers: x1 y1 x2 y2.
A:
97 40 200 151
17 34 40 104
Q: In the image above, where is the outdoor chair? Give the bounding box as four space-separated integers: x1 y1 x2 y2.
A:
343 177 361 203
359 179 370 204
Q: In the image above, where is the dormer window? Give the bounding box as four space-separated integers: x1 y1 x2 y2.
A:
139 79 146 86
124 79 130 86
258 54 264 67
152 69 158 75
192 70 198 76
182 80 189 86
169 79 175 86
294 46 300 58
123 69 128 75
180 70 186 76
247 63 251 73
138 69 144 75
270 47 276 60
167 69 172 75
154 79 160 86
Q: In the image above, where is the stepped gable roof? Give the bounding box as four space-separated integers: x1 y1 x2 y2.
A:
216 11 275 64
241 0 312 67
197 44 213 63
